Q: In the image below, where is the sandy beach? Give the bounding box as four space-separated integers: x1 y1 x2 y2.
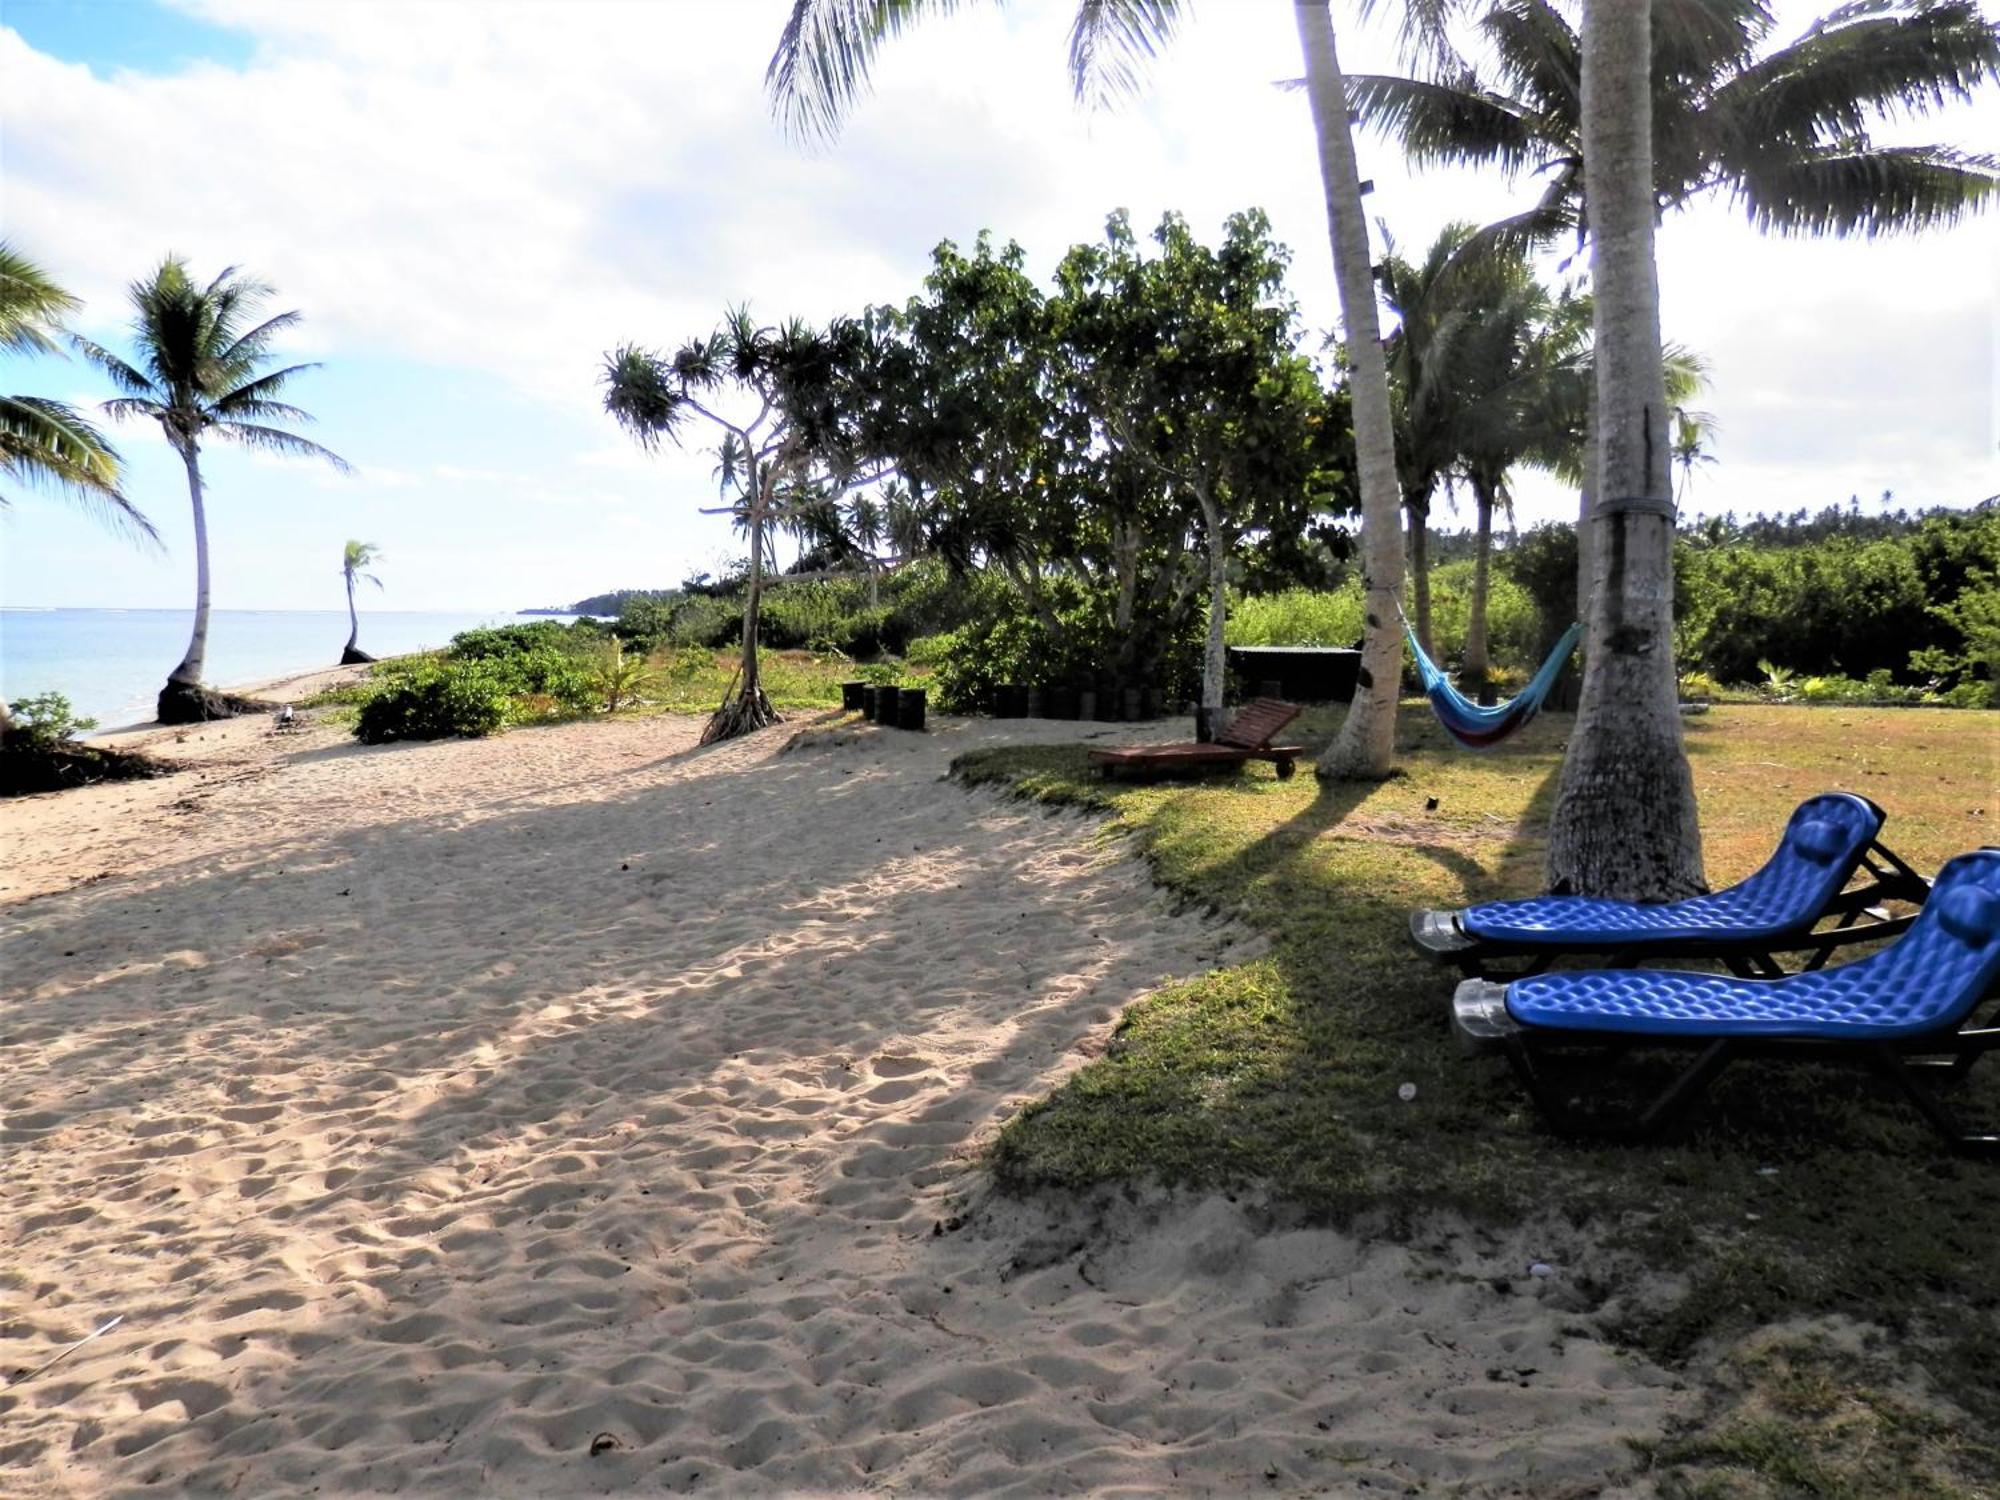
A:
3 694 1684 1497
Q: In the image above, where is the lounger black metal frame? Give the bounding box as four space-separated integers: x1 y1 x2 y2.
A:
1452 976 2000 1157
1413 837 1931 981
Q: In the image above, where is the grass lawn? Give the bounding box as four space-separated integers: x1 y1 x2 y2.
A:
955 703 2000 1495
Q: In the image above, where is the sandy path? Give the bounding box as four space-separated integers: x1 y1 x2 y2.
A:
1 708 1679 1496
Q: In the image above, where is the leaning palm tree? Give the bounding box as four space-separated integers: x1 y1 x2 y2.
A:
766 0 1407 778
340 540 383 664
78 257 350 724
0 243 149 546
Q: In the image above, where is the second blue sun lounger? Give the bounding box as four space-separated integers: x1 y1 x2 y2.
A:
1411 792 1928 979
1452 847 2000 1154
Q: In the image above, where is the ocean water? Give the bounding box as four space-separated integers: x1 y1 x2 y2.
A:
0 609 576 729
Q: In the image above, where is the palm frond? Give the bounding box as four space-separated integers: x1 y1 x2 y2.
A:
602 344 690 450
767 0 983 143
72 338 163 400
1726 140 2000 235
1710 0 1999 150
1345 72 1544 173
1479 0 1582 118
208 363 324 416
1068 0 1186 110
217 308 305 364
211 422 356 472
0 242 81 357
0 393 159 548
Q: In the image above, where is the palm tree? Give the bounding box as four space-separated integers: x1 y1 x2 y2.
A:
340 540 383 663
1543 0 1704 900
0 244 149 546
766 0 1407 778
1671 406 1718 501
78 257 350 724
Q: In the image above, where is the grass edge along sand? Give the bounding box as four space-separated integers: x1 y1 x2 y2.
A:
952 702 2000 1496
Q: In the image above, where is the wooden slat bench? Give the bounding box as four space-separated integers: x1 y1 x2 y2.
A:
1087 698 1305 782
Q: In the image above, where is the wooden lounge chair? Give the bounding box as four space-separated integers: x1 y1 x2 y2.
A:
1451 846 2000 1155
1411 792 1930 980
1088 698 1305 781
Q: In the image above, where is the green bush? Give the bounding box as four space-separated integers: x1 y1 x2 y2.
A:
1226 585 1365 648
4 691 97 749
356 659 515 742
904 633 951 667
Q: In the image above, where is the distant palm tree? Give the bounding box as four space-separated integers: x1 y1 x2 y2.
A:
1671 408 1719 501
0 243 149 546
78 256 350 723
340 540 383 663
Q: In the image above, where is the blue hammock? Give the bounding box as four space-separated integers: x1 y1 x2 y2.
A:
1408 620 1583 750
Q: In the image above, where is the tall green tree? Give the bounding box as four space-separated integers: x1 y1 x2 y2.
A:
767 0 1410 777
340 540 383 663
79 257 349 724
1058 208 1347 718
603 309 888 742
0 244 148 546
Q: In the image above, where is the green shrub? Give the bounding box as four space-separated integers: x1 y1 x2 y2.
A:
904 633 951 667
1226 585 1365 648
4 692 97 749
356 659 515 742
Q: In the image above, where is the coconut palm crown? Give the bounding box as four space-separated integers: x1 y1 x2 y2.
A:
77 256 350 721
0 242 150 547
1348 0 2000 249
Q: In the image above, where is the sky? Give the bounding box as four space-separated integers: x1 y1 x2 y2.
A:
0 0 1995 612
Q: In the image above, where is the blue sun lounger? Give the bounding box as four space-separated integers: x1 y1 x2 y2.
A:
1411 793 1928 980
1453 847 2000 1155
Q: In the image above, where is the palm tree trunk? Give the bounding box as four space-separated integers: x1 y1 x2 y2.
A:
344 572 360 655
170 440 210 689
1545 0 1703 901
1406 495 1432 658
1296 0 1404 780
1465 472 1495 684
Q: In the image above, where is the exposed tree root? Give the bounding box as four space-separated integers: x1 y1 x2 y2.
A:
700 686 781 745
1 738 175 797
340 645 376 665
157 680 274 725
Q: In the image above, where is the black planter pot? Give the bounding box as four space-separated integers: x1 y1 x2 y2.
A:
1049 686 1079 721
1121 687 1143 722
1025 687 1045 719
1142 686 1163 720
840 680 868 712
1095 682 1120 722
897 688 927 732
998 683 1026 718
861 685 879 720
873 686 902 726
1076 689 1097 722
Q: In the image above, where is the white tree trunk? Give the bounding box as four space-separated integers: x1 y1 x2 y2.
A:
1198 492 1229 715
1296 0 1405 779
1545 0 1704 900
1406 497 1432 657
170 441 210 688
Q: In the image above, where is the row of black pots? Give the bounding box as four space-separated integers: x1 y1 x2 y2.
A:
840 680 927 732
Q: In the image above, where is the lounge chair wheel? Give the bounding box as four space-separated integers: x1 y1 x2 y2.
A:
1275 758 1296 780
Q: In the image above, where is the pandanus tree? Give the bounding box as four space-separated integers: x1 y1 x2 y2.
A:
0 244 150 739
766 0 1409 778
340 540 383 664
603 309 888 742
78 257 350 724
